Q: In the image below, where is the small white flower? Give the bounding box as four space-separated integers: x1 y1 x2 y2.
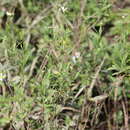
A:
72 56 76 63
59 6 68 13
6 11 13 16
122 15 125 19
72 52 81 63
75 52 80 58
0 72 6 81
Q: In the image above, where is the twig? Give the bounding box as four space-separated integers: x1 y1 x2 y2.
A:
122 100 129 130
23 47 44 88
36 49 51 82
71 81 81 91
23 53 39 89
29 5 52 30
72 85 87 104
61 107 80 113
25 4 52 45
87 56 105 98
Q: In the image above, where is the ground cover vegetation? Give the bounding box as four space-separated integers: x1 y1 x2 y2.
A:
0 0 130 129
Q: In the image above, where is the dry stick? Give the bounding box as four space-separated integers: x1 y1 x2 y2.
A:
36 49 51 82
87 56 106 99
61 107 80 113
23 55 39 89
122 100 129 130
113 76 124 129
29 5 52 30
122 88 129 130
72 85 87 104
49 43 59 60
23 47 44 88
71 81 81 91
25 5 52 45
36 57 48 82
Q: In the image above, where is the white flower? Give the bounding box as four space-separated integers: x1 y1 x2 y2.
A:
72 52 81 63
59 6 68 13
0 72 6 81
72 56 76 63
6 11 13 16
75 52 80 58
